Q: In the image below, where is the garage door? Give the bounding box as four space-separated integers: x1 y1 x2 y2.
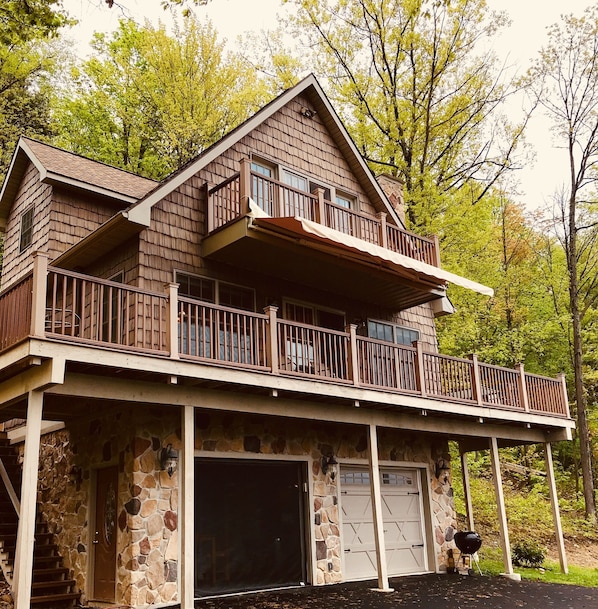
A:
340 467 427 581
195 459 307 595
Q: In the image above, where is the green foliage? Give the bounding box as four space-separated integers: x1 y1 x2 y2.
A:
511 541 545 568
287 0 528 233
52 16 272 179
0 0 71 177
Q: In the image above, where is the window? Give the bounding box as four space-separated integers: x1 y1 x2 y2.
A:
368 320 419 346
282 169 308 192
176 272 256 362
19 207 34 252
335 193 353 209
251 161 274 214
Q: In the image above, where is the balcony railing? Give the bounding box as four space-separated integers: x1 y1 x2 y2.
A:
0 256 570 420
207 158 440 267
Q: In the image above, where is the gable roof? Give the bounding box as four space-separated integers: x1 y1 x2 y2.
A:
0 137 158 227
125 74 404 228
55 74 406 268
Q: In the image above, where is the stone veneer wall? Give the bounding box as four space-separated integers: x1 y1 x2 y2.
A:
31 404 181 607
28 406 458 607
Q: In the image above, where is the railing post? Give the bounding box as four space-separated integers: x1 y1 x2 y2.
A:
205 181 215 232
468 354 484 406
346 324 360 387
413 341 427 398
166 283 179 359
239 158 252 216
515 363 530 412
432 234 441 267
557 373 571 418
315 187 326 224
377 212 387 248
30 251 49 338
264 306 279 374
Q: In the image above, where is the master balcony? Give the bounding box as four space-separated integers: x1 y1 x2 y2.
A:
206 159 440 267
201 160 490 311
0 258 571 428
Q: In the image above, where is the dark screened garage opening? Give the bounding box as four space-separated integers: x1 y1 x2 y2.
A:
195 459 308 595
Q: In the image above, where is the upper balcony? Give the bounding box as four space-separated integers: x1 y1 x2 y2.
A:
0 256 571 431
200 159 473 311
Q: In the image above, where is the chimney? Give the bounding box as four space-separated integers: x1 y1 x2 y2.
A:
376 174 405 224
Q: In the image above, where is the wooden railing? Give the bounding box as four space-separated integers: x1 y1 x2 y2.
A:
0 258 570 420
45 267 169 354
0 272 33 351
207 159 439 266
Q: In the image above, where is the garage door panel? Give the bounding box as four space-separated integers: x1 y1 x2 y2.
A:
340 467 427 580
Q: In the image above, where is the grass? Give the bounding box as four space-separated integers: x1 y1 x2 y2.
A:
478 557 598 587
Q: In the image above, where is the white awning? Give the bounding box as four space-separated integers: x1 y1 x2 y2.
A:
249 201 493 297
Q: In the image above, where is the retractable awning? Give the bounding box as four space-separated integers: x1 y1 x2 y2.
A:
251 214 493 297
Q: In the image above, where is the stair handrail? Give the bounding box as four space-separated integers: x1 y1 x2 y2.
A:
0 456 20 517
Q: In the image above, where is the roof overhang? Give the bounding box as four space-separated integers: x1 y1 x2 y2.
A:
53 211 148 270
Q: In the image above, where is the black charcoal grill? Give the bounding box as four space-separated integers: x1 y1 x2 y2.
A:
453 531 482 574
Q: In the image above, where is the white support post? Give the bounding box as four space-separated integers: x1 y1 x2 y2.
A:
367 424 393 592
544 442 568 574
489 437 520 581
13 390 44 609
179 405 195 609
460 450 475 532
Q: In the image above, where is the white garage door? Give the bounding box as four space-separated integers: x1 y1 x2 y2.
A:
340 467 427 581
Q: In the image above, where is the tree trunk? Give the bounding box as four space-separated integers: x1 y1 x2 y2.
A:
568 191 597 521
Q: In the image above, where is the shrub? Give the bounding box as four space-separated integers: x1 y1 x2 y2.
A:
511 541 545 568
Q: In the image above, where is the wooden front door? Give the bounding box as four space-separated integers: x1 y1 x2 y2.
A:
93 466 118 602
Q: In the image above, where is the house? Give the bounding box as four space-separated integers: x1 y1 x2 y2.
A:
0 75 573 608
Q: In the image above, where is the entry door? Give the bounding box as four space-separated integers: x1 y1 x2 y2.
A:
195 459 307 595
93 466 118 602
340 467 426 581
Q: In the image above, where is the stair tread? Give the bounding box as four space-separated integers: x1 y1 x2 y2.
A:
30 592 80 602
32 579 76 589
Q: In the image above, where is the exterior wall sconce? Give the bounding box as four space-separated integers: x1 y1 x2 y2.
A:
435 457 451 483
300 106 316 119
321 454 338 480
158 444 178 477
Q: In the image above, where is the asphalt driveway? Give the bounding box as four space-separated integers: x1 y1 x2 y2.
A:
194 573 598 609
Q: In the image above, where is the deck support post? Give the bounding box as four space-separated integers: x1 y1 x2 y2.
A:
367 424 393 592
179 405 195 608
459 449 475 532
544 441 568 574
489 437 520 581
13 390 44 609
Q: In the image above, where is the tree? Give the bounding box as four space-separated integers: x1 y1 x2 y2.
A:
53 17 271 178
0 1 71 176
286 0 530 234
528 5 598 521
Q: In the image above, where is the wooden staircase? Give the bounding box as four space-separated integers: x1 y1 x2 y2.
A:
0 434 81 607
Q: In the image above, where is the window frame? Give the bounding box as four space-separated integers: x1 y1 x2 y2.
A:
367 319 420 346
175 271 256 311
19 206 34 252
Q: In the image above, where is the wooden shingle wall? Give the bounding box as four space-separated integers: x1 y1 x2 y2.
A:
1 163 53 289
134 93 439 348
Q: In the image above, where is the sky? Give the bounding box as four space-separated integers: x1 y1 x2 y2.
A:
60 0 595 211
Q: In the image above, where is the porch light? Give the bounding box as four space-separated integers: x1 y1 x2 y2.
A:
321 454 338 480
158 444 179 477
435 457 450 483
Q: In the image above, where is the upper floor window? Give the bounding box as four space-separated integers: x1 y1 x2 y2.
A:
19 207 34 252
176 272 254 311
335 192 354 209
284 299 345 331
368 320 419 346
282 169 308 192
